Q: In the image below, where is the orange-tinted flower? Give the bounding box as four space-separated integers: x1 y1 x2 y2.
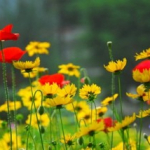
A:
0 47 26 63
0 24 19 41
132 60 150 83
39 73 66 88
133 60 150 72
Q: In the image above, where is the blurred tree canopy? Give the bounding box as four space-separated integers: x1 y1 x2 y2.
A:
0 0 150 97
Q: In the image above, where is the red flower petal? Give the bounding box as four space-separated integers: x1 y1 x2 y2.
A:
0 24 19 41
97 117 115 132
0 47 26 63
39 73 65 88
133 60 150 72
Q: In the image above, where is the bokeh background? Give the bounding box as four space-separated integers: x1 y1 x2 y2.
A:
0 0 150 133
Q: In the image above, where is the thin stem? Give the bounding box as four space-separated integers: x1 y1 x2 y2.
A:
92 101 97 120
138 101 144 150
118 75 123 120
0 41 12 150
58 108 67 150
26 73 45 150
71 102 80 128
11 66 18 150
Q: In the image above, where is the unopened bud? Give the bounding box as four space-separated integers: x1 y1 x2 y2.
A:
143 133 148 139
16 114 24 121
40 126 45 134
78 137 84 145
107 41 112 49
38 106 45 115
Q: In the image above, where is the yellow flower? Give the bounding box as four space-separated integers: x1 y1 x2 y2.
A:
40 82 60 98
108 113 136 132
132 69 150 83
76 121 104 138
112 139 136 150
0 101 21 112
60 134 76 146
135 48 150 61
79 84 101 101
126 84 150 101
21 89 42 110
57 84 77 98
77 108 93 125
13 57 40 72
65 101 90 113
21 67 48 78
58 63 80 77
25 41 50 56
0 132 23 149
26 113 50 128
136 109 150 118
101 93 118 106
104 58 127 73
94 106 108 117
45 96 73 108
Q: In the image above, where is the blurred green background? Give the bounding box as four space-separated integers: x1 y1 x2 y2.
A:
0 0 150 132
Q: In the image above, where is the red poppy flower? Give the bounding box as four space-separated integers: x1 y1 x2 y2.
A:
133 60 150 72
0 47 26 63
0 24 19 41
39 73 66 88
97 117 115 132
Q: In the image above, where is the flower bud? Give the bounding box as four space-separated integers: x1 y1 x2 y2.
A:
40 126 45 134
107 41 112 49
16 114 24 121
1 121 7 128
38 106 45 115
78 137 84 145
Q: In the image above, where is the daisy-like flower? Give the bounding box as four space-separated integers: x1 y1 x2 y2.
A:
25 41 50 56
21 89 42 110
135 48 150 61
58 63 80 77
126 84 150 101
104 58 127 73
108 113 136 132
0 101 21 112
40 83 60 98
112 139 136 150
132 60 150 83
0 132 23 149
26 113 50 128
136 109 150 118
13 57 40 72
65 101 90 113
0 24 19 41
77 108 93 125
94 106 108 117
21 67 48 78
57 84 77 98
60 134 76 146
76 121 104 138
45 96 73 109
79 84 101 101
101 93 118 106
0 47 26 63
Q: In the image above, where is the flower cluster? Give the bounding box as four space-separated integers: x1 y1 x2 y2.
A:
0 24 150 150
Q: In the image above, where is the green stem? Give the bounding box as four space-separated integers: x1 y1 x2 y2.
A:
11 66 18 150
118 75 123 120
58 108 67 150
0 41 12 150
26 73 45 150
138 101 144 150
